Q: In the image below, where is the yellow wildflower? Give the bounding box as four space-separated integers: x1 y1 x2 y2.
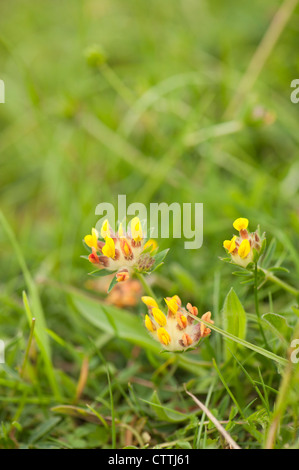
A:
141 296 158 309
238 239 251 259
152 307 167 327
83 216 167 292
102 237 115 259
100 219 111 239
223 236 237 254
157 328 171 346
233 218 249 231
143 295 213 352
131 216 143 243
223 217 263 268
84 228 99 249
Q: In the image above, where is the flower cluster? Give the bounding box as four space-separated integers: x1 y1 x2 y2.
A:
83 216 213 354
223 218 263 268
142 295 213 352
83 217 166 291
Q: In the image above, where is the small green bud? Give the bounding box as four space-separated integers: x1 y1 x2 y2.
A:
84 45 107 68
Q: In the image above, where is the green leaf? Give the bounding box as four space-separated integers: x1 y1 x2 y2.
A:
240 278 254 285
82 240 92 253
222 288 247 360
232 271 252 277
262 313 291 330
51 405 104 424
107 275 118 293
262 313 292 344
191 313 288 367
292 306 299 318
0 211 60 399
28 417 61 444
151 248 169 272
246 262 255 270
253 248 260 263
142 242 157 255
69 290 161 353
259 238 267 257
267 266 290 274
175 441 192 449
219 257 232 263
141 391 192 423
262 238 276 268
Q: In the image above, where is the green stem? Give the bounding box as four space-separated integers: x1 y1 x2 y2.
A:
100 63 135 106
254 263 269 349
106 365 116 449
265 319 299 448
20 317 36 378
136 272 158 301
260 268 299 298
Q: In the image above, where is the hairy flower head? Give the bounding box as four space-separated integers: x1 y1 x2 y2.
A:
142 295 213 352
223 218 264 268
83 217 168 292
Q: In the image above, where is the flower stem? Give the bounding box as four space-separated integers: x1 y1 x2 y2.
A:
260 267 299 299
136 272 158 301
254 263 269 349
265 319 299 448
20 317 36 378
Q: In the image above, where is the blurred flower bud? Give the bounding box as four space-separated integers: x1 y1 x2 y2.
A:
84 44 107 68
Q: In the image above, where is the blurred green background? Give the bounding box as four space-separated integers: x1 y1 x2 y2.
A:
1 0 299 449
1 0 299 306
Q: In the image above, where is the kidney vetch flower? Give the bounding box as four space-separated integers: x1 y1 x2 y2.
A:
83 217 168 291
142 295 213 352
223 217 264 268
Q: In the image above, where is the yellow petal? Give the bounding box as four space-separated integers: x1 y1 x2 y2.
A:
145 314 155 332
92 227 99 239
141 296 158 309
157 327 171 346
124 242 130 256
143 239 158 252
172 295 181 306
102 236 115 258
238 239 251 259
164 297 179 314
101 219 110 239
233 218 249 232
152 307 167 327
120 238 132 258
84 229 98 249
177 314 187 329
223 236 237 253
131 216 143 242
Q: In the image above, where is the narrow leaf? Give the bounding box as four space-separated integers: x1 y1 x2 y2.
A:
222 288 247 360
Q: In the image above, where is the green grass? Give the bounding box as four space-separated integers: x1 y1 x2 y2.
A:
0 0 299 449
